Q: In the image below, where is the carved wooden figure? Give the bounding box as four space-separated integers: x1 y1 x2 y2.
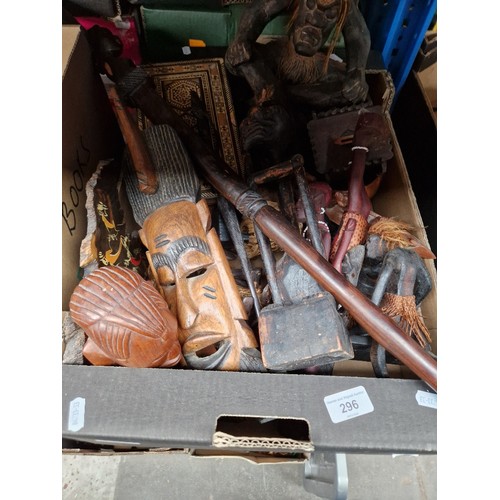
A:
225 0 370 107
339 219 434 377
224 0 371 164
329 111 391 271
124 123 263 372
69 266 182 368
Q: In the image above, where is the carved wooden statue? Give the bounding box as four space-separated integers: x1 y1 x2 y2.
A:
69 266 182 368
124 122 264 372
225 0 371 164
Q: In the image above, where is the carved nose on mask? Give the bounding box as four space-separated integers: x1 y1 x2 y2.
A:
177 299 199 329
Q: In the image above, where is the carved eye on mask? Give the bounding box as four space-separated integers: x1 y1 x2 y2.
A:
306 0 316 9
186 267 208 279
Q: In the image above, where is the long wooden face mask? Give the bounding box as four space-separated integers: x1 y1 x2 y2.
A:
124 123 263 372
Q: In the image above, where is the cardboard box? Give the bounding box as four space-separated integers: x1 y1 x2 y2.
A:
62 26 123 309
62 26 437 458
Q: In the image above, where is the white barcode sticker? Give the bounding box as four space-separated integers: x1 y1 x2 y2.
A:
324 386 374 423
415 390 437 409
68 397 86 432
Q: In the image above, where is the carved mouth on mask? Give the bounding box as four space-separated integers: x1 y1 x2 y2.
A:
293 26 322 56
182 332 232 369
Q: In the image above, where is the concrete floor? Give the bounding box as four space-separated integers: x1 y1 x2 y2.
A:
62 450 437 499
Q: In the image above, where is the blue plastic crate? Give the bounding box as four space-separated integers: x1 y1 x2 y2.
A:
359 0 437 97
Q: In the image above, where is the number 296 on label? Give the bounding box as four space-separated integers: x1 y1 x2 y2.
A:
324 386 374 424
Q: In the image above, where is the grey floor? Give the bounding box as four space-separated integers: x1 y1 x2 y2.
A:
62 450 437 499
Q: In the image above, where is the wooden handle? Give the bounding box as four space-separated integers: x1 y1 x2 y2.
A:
105 84 158 194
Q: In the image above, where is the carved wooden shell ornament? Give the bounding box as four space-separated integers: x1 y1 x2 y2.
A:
69 266 182 368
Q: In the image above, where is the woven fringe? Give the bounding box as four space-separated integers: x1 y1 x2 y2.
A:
330 211 369 259
380 293 432 348
277 38 324 85
368 217 416 250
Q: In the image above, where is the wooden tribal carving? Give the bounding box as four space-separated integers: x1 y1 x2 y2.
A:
124 123 263 372
69 266 182 368
329 111 391 271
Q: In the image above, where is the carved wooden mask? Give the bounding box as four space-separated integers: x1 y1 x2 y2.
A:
124 124 262 371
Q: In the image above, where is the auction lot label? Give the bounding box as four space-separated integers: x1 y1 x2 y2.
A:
324 386 374 423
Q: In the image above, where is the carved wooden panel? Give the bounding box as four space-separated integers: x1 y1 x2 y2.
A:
138 58 247 199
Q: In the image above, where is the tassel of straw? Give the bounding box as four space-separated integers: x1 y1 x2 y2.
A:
368 217 416 250
380 293 432 348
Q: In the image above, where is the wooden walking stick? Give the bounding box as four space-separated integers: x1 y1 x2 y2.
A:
86 26 437 391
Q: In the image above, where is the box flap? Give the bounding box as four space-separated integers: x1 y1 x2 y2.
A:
62 26 123 309
63 26 82 78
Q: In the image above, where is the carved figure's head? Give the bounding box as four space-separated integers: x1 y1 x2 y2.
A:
69 266 181 368
291 0 345 56
141 199 257 370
